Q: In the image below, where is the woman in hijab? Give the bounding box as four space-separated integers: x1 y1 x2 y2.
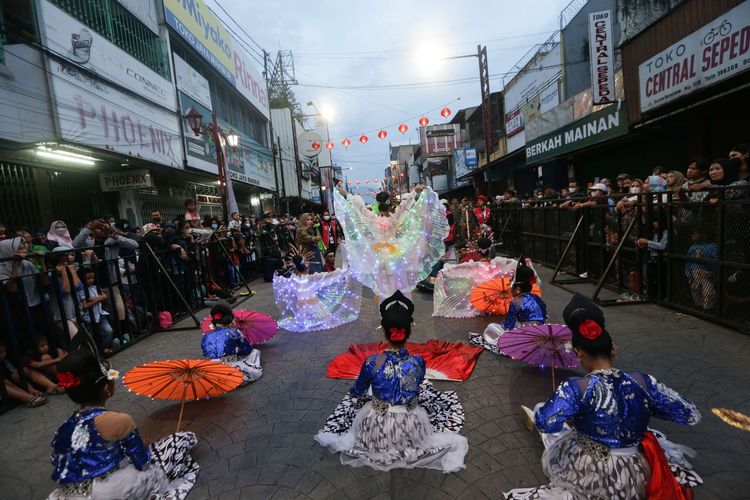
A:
0 237 47 340
666 170 686 201
46 221 73 250
708 158 748 202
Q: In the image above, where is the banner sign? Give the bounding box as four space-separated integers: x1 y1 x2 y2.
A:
525 104 628 163
40 1 175 110
173 54 213 110
505 109 524 137
48 56 184 168
465 148 478 167
453 148 476 185
196 194 222 205
100 169 153 191
164 0 269 118
589 10 615 105
179 93 275 190
419 124 461 157
638 0 750 112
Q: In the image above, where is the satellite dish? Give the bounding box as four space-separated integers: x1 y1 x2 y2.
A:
299 131 323 158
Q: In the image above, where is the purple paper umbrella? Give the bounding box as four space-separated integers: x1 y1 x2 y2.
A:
498 323 579 388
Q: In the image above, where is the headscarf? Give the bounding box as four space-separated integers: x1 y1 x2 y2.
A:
0 237 24 279
667 171 686 192
710 158 740 186
47 220 73 247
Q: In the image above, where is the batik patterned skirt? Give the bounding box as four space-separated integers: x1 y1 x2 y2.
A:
48 431 199 500
218 350 262 385
504 427 702 500
314 381 468 473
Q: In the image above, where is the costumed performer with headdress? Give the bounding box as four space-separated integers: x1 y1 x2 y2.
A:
471 258 547 354
334 184 448 301
433 240 519 318
314 291 468 473
48 349 199 499
273 251 362 332
505 293 702 499
201 303 262 384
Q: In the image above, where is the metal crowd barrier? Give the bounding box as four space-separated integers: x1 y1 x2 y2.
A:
491 185 750 332
0 233 261 400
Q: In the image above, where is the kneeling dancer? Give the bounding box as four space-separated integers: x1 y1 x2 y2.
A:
505 293 701 499
315 290 468 473
201 303 262 384
48 349 198 499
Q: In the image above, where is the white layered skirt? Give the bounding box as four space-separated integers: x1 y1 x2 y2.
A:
315 381 468 473
216 350 262 385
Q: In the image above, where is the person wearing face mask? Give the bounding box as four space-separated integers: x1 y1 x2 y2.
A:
319 211 343 254
46 220 74 250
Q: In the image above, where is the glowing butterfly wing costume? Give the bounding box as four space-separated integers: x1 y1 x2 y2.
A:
433 257 520 318
273 268 362 332
334 187 449 298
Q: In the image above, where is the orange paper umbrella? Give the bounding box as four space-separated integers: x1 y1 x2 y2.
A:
469 277 543 315
470 277 514 315
124 359 243 431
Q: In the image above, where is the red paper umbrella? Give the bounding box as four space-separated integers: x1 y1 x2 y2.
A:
325 141 334 150
327 340 483 381
419 117 429 127
377 130 387 139
398 123 408 134
311 142 321 150
201 309 278 344
341 138 351 148
441 107 452 118
359 135 368 143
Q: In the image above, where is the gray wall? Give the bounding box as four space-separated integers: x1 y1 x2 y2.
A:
561 0 622 100
618 0 683 44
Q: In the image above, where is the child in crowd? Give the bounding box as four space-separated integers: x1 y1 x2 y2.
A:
0 339 63 408
201 303 262 385
47 252 82 339
24 336 67 378
685 227 718 311
48 349 199 498
323 251 336 272
77 268 115 353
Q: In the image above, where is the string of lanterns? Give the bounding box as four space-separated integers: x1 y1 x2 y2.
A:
334 173 410 188
309 106 453 152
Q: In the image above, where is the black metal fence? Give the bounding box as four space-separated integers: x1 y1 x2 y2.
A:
491 186 750 332
0 232 263 401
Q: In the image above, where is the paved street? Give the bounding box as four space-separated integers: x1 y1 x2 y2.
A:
2 267 750 499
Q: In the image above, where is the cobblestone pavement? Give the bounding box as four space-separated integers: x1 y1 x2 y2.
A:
2 268 750 499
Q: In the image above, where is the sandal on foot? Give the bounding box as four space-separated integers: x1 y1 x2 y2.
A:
27 396 48 407
520 405 541 441
47 386 66 395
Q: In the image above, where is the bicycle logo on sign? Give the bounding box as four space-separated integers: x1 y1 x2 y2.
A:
703 19 732 45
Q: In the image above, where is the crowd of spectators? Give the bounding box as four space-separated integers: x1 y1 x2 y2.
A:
0 197 346 410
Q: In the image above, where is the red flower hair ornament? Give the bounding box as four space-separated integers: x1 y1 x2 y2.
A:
578 319 603 340
57 371 80 389
212 313 223 320
389 327 407 342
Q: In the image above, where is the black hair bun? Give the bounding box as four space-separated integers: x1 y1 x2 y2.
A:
210 302 234 326
292 255 307 273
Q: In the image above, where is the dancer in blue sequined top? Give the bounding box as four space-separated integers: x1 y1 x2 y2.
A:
201 303 262 385
48 349 198 499
315 290 468 473
505 293 702 500
350 347 425 405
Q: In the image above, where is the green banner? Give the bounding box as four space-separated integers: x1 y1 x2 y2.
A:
525 104 628 163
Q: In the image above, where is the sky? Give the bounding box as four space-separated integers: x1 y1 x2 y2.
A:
211 0 574 192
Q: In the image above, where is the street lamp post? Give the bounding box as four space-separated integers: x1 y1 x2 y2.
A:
186 108 239 222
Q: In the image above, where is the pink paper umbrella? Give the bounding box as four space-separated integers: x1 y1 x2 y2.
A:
201 309 278 344
498 323 579 389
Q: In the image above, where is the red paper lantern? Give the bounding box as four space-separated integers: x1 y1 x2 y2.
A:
365 180 370 184
373 178 378 183
440 107 452 118
377 130 387 139
356 180 360 185
338 181 343 185
398 123 408 134
325 141 334 150
392 175 396 180
347 180 352 185
341 138 351 148
359 135 368 143
382 177 387 182
311 142 321 150
419 117 429 127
